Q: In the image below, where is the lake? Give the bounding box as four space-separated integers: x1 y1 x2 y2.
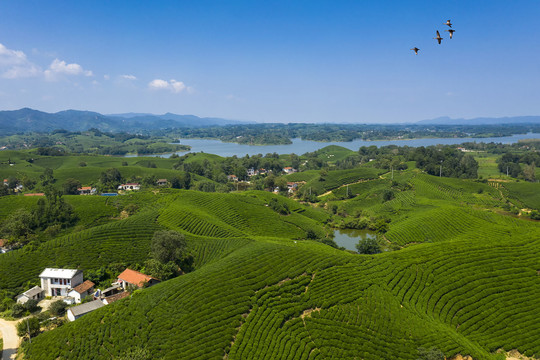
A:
333 229 377 252
128 132 540 158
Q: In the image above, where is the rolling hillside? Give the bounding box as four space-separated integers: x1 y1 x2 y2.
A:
0 164 538 359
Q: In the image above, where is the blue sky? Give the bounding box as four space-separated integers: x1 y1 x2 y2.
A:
0 1 539 123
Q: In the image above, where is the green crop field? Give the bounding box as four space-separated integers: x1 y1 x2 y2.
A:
0 150 539 360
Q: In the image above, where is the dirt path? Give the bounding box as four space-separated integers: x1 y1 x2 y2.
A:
0 318 19 360
317 178 374 198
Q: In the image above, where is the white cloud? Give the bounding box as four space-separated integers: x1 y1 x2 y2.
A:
148 78 190 94
104 74 110 80
121 74 137 80
0 43 42 79
44 58 93 81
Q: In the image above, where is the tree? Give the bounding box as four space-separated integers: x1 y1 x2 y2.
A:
523 163 536 182
382 189 394 202
100 168 123 189
49 300 68 316
1 208 34 241
63 178 81 195
11 303 26 318
23 299 40 313
144 259 180 280
417 347 445 360
151 230 186 264
6 176 18 191
356 237 381 255
40 168 55 186
16 317 40 338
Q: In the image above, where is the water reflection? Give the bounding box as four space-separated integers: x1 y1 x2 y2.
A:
333 229 377 252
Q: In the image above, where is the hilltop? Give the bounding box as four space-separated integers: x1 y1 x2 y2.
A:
0 108 245 135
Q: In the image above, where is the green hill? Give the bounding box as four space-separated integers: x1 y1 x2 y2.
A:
0 163 538 359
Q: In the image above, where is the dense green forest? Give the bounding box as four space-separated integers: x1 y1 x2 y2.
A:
172 123 540 144
0 141 539 360
0 129 188 155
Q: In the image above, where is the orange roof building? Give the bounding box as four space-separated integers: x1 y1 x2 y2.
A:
117 268 160 288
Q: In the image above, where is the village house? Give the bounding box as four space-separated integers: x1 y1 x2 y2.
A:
97 284 123 299
287 182 299 193
227 174 238 182
118 183 140 191
67 280 95 304
247 168 258 177
117 268 160 289
16 286 44 304
77 186 96 195
0 239 11 253
67 299 105 322
156 179 168 186
3 179 23 192
39 268 83 297
102 291 130 305
282 167 297 174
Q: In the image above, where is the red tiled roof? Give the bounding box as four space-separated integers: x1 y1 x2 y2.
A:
104 291 130 303
72 280 95 294
117 268 158 287
78 187 92 191
0 239 7 247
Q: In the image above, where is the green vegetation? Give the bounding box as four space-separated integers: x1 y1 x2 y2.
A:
0 142 539 359
0 129 189 155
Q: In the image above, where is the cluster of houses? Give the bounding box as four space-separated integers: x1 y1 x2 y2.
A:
227 167 297 183
3 179 23 192
76 179 169 195
15 267 160 322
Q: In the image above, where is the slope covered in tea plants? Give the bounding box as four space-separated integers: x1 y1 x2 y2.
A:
22 229 540 360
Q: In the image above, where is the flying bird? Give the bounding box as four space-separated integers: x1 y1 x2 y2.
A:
445 29 455 39
411 47 420 55
444 20 452 28
434 30 443 44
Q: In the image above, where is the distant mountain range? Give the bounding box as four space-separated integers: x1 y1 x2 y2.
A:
416 116 540 125
0 108 248 134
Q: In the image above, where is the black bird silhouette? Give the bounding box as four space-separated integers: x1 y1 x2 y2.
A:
444 20 452 28
410 47 420 55
445 29 455 39
433 30 443 44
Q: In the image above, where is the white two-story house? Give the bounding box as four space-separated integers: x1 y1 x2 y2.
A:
39 268 83 297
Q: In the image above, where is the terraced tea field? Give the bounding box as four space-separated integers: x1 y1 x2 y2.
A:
1 161 538 360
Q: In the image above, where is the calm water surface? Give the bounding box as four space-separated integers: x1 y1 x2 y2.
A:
333 229 377 252
152 133 540 158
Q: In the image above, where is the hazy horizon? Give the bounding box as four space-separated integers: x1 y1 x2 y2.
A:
1 1 539 123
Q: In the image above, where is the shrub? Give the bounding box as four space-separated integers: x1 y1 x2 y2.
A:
49 300 68 316
355 237 381 255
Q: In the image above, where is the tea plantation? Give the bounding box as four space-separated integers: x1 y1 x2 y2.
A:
1 155 539 359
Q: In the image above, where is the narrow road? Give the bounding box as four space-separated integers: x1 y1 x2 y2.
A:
0 318 20 360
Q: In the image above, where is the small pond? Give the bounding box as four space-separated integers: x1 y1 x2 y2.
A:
333 229 377 252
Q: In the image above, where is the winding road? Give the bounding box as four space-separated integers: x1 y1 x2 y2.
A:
0 318 19 360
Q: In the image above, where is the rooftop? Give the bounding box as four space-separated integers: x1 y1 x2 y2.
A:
69 299 105 317
118 268 158 287
39 268 81 279
21 286 43 298
71 280 95 294
78 186 93 191
104 291 130 303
